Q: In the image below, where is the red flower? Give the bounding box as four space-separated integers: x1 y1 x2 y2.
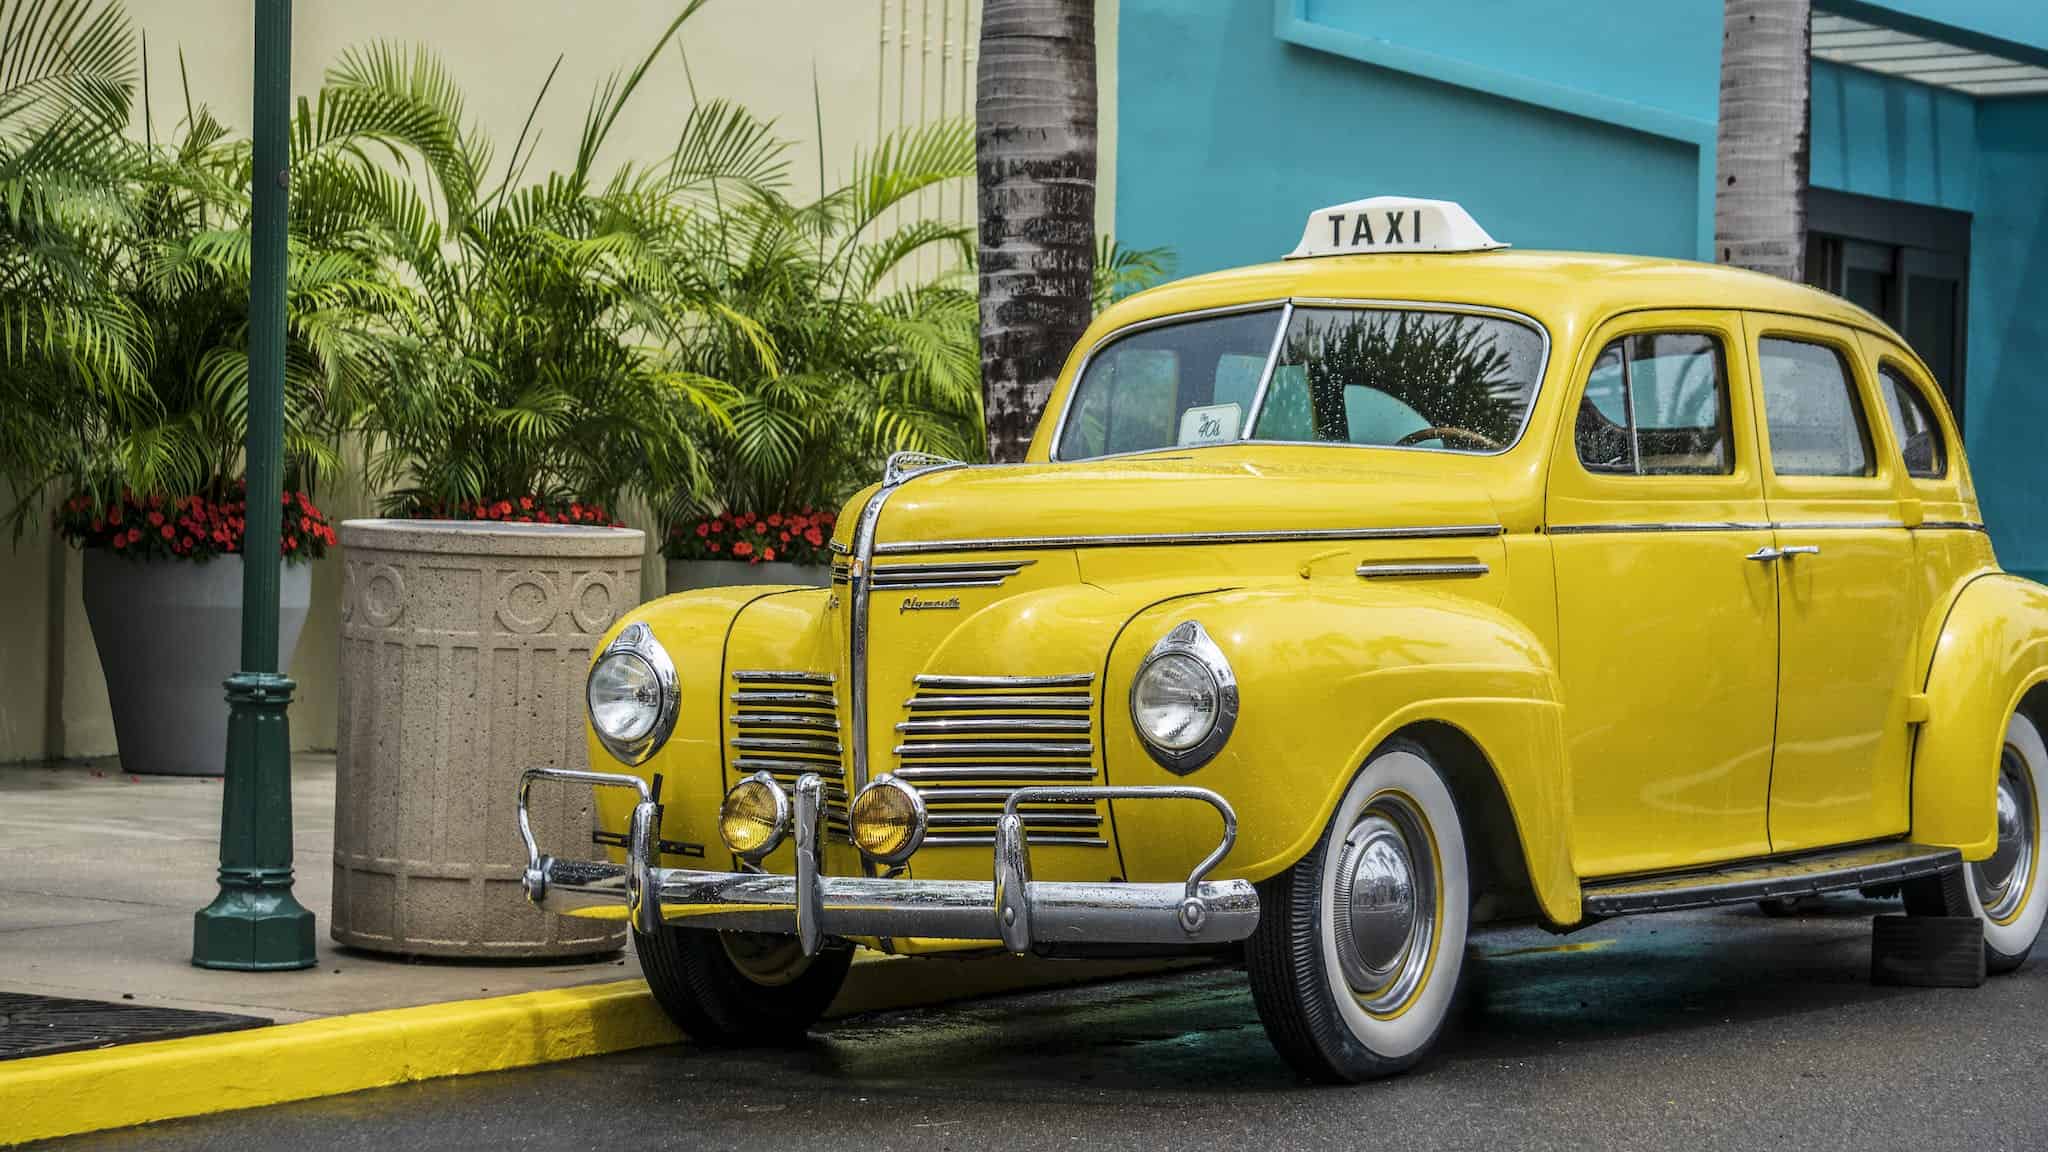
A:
520 496 534 510
709 519 725 533
159 524 174 539
767 513 783 527
570 502 584 519
762 547 777 562
754 523 768 535
695 523 710 537
732 540 754 558
707 541 721 553
804 528 823 546
107 507 122 526
147 510 164 526
91 517 103 532
779 531 791 543
111 534 126 550
495 500 513 517
125 528 141 544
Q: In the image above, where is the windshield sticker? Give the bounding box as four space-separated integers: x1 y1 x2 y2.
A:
1179 402 1243 446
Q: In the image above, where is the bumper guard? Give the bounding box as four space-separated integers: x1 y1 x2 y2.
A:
516 768 1260 955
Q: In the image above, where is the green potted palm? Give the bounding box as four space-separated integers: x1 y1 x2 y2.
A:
659 115 984 590
46 92 403 776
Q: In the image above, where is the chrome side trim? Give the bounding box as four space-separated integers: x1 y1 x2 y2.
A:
733 735 843 755
1356 561 1490 580
874 523 1506 556
1771 520 1908 531
1547 521 1772 535
731 713 839 731
871 560 1035 590
1548 520 1910 536
1917 520 1988 532
914 673 1097 689
849 452 970 793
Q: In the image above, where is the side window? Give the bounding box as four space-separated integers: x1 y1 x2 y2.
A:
1757 338 1874 477
1877 363 1948 479
1574 332 1733 475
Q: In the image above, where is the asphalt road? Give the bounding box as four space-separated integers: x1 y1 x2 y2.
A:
37 897 2048 1152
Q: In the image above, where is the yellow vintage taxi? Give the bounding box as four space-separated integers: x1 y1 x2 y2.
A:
517 196 2048 1083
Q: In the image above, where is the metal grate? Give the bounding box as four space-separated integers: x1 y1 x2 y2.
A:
0 993 268 1060
729 670 848 835
893 673 1105 848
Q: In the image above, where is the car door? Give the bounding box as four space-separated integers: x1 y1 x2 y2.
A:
1745 314 1919 852
1548 310 1778 877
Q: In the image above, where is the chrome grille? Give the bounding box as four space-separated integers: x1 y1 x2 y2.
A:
729 670 847 835
894 673 1104 848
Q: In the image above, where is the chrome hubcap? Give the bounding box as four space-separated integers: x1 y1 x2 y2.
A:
720 931 812 987
1974 745 2036 924
1334 795 1436 1014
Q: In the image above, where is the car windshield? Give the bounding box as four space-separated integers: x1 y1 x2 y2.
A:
1054 304 1546 460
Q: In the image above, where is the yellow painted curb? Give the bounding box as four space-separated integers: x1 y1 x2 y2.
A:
0 980 678 1148
0 952 1200 1147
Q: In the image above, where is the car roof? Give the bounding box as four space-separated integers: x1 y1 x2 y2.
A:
1095 248 1894 341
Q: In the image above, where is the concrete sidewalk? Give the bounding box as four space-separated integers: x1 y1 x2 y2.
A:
0 755 638 1023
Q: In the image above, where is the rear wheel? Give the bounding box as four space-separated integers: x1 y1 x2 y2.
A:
634 925 853 1044
1246 737 1470 1083
1903 711 2047 974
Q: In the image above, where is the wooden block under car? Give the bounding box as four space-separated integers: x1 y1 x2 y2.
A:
1870 914 1985 988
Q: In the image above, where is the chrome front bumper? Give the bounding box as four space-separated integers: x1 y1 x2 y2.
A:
516 767 1260 955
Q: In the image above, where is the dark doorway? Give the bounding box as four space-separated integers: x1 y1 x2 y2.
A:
1804 188 1970 425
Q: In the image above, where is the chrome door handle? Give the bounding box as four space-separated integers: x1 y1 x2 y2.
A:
1746 544 1821 562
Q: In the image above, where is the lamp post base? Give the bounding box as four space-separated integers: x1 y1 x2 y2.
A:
193 880 316 971
192 671 317 970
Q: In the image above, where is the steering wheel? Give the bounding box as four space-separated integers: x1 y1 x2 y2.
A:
1393 425 1503 451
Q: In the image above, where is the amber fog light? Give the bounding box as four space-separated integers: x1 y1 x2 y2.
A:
720 772 790 860
849 775 927 865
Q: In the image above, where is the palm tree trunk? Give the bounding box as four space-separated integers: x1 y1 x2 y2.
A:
1716 0 1811 281
976 0 1096 463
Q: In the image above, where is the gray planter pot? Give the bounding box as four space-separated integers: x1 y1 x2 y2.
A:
666 558 830 592
80 551 312 777
332 519 643 959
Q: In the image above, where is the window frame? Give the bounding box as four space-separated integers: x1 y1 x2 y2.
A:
1873 357 1950 482
1743 314 1899 504
1045 296 1553 464
1572 329 1737 478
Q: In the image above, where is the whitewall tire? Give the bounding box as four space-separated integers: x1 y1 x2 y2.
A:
1246 737 1470 1082
1906 710 2047 974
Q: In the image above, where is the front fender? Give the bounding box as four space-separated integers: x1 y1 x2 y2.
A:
1102 583 1576 925
1913 573 2048 859
587 586 812 866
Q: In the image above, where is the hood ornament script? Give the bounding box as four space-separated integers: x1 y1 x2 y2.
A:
900 594 961 614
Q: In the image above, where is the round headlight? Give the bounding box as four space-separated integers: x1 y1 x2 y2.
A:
1133 651 1219 751
588 651 660 743
586 623 679 765
1129 620 1239 774
849 775 927 865
720 773 790 859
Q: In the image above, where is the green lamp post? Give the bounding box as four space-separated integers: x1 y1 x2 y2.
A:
192 0 317 970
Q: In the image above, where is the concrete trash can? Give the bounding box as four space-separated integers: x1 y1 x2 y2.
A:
331 519 642 958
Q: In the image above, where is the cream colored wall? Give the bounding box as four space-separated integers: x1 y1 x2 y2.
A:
0 0 1117 763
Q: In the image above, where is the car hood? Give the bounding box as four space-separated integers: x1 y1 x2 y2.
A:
853 446 1504 551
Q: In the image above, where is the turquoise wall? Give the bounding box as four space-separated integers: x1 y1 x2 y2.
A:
1810 59 1978 210
1965 96 2048 581
1115 0 1706 275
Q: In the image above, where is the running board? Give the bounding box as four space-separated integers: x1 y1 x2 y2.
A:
1581 842 1964 918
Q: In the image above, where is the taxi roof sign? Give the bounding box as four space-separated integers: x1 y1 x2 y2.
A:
1286 196 1507 260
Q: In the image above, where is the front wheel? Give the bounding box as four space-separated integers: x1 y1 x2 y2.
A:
1904 711 2048 974
635 925 853 1045
1246 737 1470 1083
